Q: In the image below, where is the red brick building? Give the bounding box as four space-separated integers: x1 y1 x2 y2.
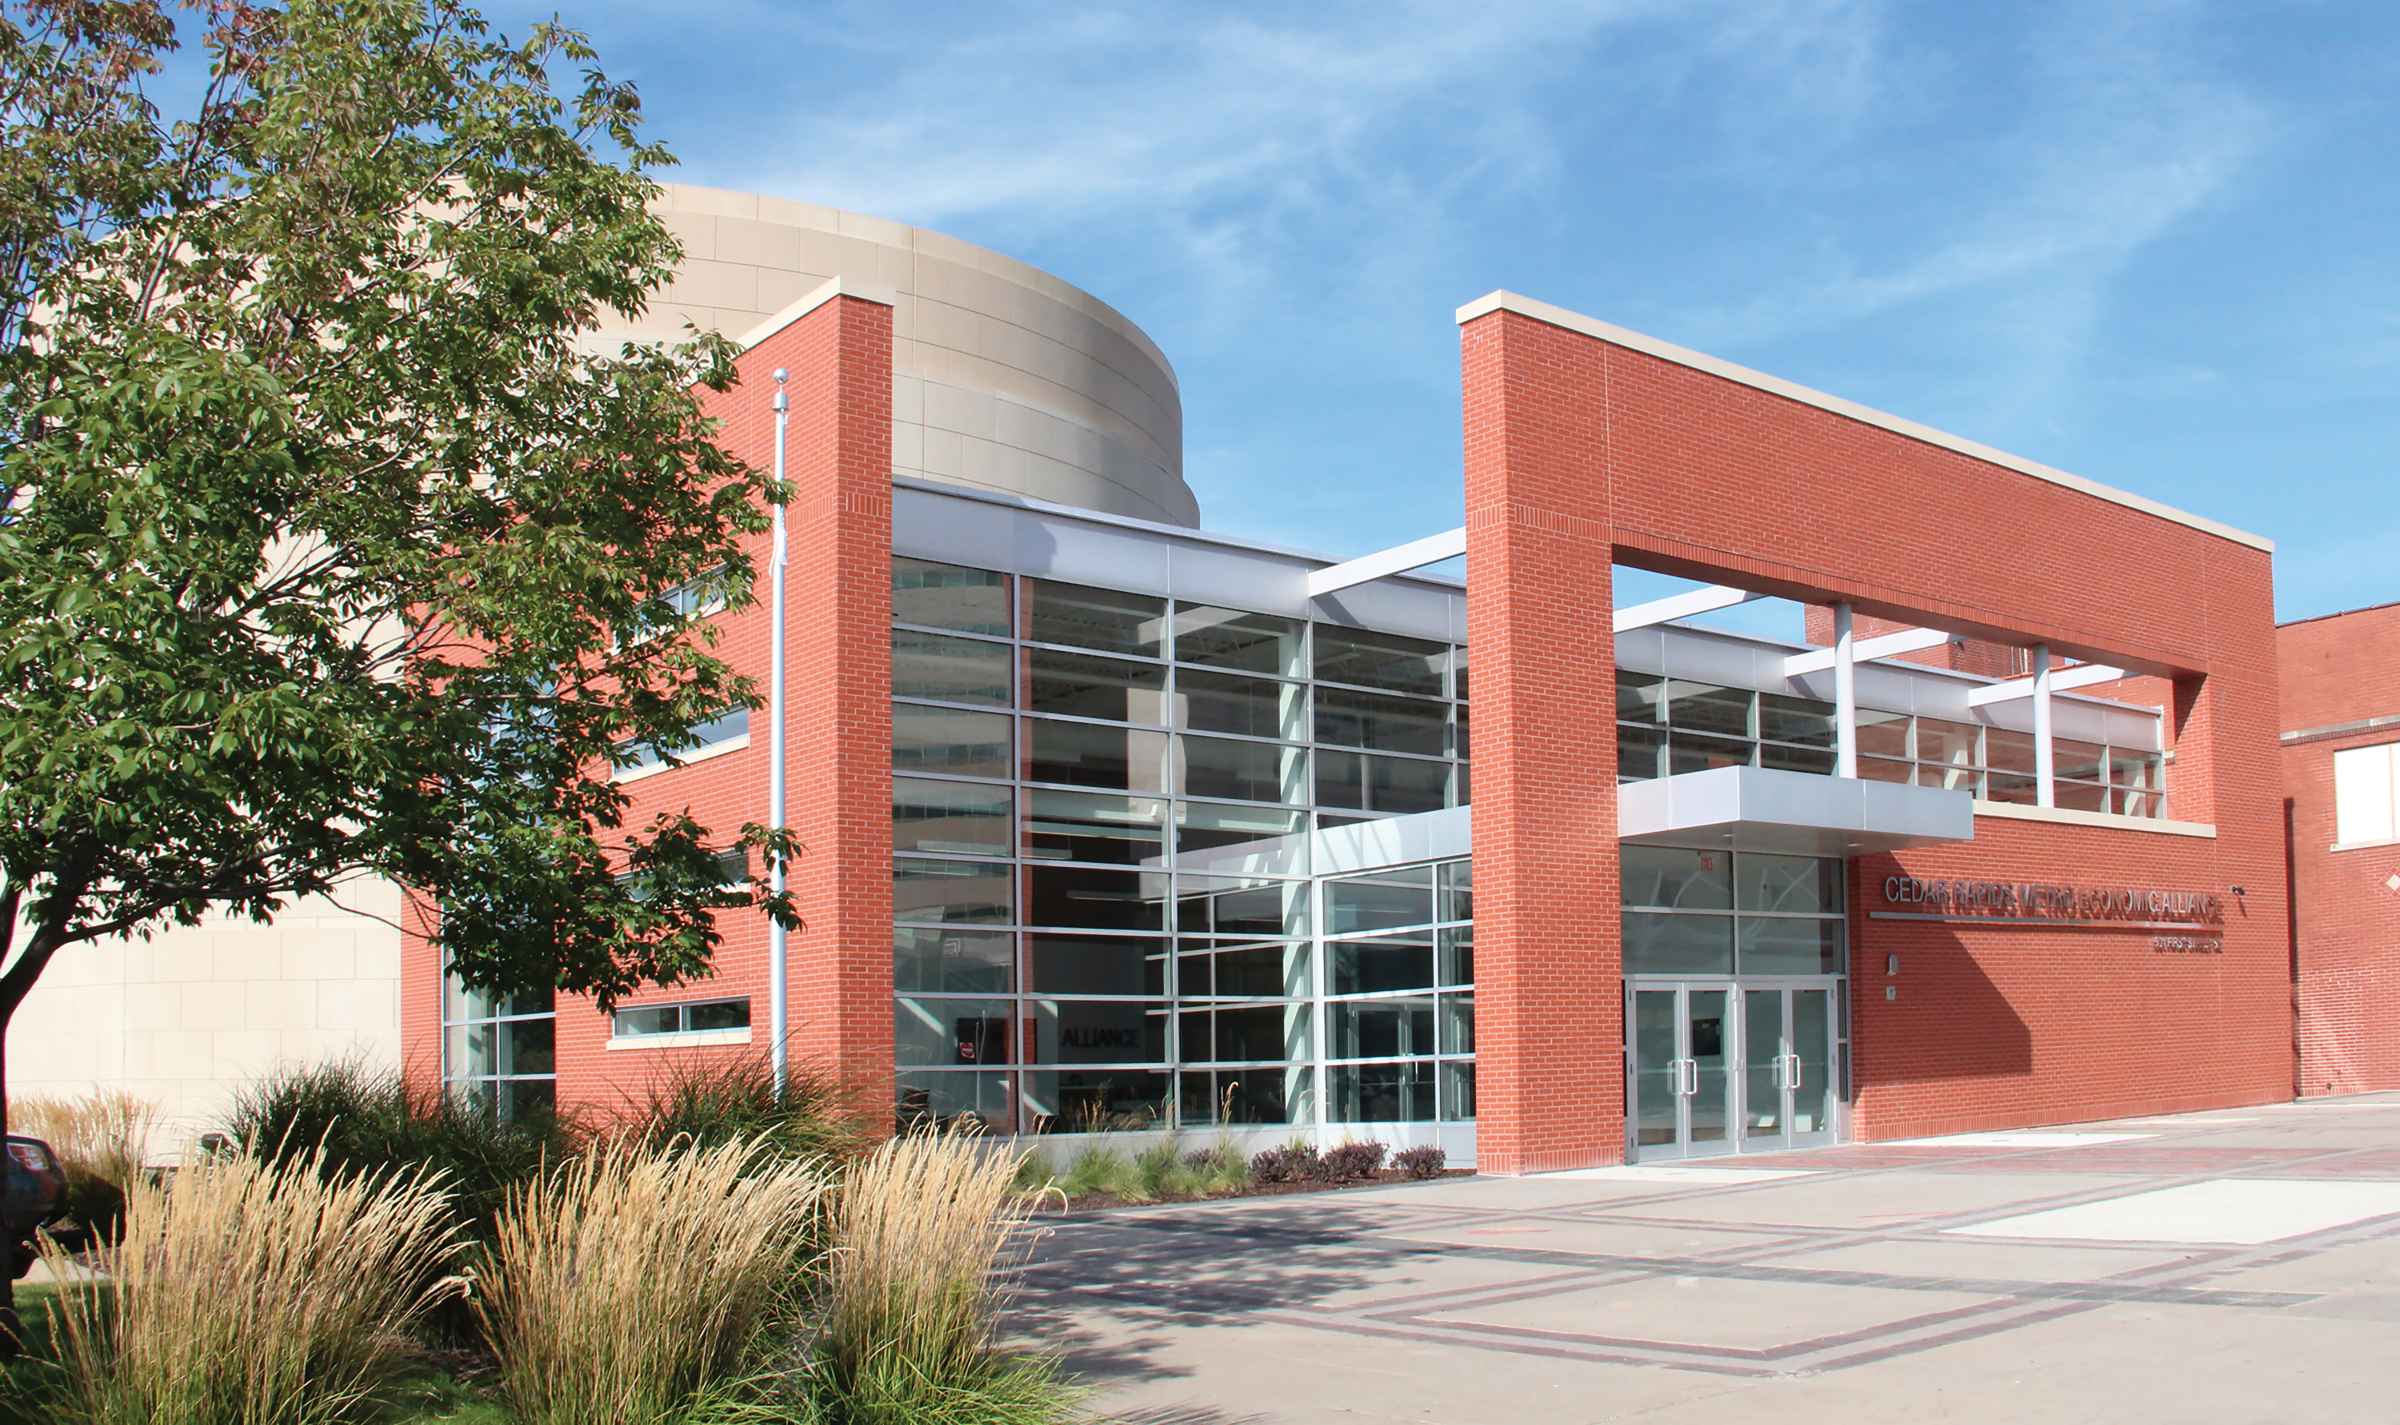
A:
2282 602 2400 1097
406 281 2309 1171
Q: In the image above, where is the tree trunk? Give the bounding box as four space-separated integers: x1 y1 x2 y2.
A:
1 1001 19 1357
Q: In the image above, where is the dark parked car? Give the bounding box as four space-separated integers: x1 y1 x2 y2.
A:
5 1135 68 1278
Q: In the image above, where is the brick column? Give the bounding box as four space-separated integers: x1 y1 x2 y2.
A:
1461 308 1624 1173
739 285 895 1102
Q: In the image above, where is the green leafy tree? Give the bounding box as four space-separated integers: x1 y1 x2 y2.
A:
0 0 795 1320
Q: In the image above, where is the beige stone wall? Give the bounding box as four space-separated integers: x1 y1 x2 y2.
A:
596 185 1198 528
6 880 403 1161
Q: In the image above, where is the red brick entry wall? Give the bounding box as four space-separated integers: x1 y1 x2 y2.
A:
2281 604 2400 1096
1459 300 2287 1172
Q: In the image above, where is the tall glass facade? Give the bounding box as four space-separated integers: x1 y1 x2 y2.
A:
891 556 1472 1133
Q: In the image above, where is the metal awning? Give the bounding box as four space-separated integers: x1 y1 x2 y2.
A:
1617 766 1973 857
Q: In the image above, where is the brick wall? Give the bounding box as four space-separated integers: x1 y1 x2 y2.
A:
2282 602 2400 1095
1461 303 2289 1170
402 291 895 1122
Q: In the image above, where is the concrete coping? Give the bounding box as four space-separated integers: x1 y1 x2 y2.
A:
1456 290 2273 555
738 275 898 352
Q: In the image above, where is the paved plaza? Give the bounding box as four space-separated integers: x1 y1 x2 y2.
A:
1011 1096 2400 1423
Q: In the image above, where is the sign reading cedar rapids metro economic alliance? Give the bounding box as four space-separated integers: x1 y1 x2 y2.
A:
1875 877 2227 952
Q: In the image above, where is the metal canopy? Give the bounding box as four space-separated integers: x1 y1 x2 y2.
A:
1618 766 1975 858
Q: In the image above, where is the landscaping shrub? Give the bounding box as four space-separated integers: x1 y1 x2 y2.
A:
1393 1145 1448 1180
1249 1141 1325 1185
1058 1142 1141 1201
11 1091 156 1242
1181 1144 1249 1195
816 1123 1076 1423
1131 1138 1197 1200
476 1135 829 1425
224 1059 572 1241
37 1146 462 1425
615 1054 867 1166
1321 1141 1388 1182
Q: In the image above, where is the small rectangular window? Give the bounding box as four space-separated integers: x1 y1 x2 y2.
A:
2334 743 2400 847
613 706 749 780
612 997 750 1039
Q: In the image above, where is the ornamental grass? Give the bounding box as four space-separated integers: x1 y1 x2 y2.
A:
473 1134 829 1425
36 1146 464 1425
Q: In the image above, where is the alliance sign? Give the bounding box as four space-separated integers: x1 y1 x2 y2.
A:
1873 876 2226 953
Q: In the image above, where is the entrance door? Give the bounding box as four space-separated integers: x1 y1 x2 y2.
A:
1626 983 1735 1161
1738 985 1838 1151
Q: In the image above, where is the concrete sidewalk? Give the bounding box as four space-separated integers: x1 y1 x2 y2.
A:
1009 1097 2400 1423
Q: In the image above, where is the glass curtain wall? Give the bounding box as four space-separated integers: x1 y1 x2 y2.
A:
440 968 557 1119
1616 671 2168 818
1323 861 1475 1124
891 556 1470 1134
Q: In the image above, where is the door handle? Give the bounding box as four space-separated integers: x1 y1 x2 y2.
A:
1683 1059 1700 1096
1787 1053 1803 1090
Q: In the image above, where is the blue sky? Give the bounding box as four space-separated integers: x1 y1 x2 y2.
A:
312 3 2400 623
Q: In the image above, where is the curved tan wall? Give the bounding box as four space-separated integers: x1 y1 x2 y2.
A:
590 184 1198 528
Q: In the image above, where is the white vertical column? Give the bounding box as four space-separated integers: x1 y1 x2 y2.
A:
1833 602 1858 779
2032 643 2054 809
768 370 790 1098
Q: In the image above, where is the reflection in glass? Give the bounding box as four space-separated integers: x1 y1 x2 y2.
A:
894 557 1009 636
1024 934 1166 997
1172 606 1303 677
893 778 1011 857
1022 578 1164 657
1023 647 1168 724
1022 865 1168 932
1314 625 1446 696
1623 911 1735 976
1329 1061 1435 1122
1023 719 1168 794
1020 788 1167 866
892 628 1011 705
895 927 1014 995
1622 846 1732 911
1176 668 1306 740
894 704 1011 780
893 858 1013 924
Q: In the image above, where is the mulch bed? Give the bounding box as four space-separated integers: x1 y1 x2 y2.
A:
1037 1167 1473 1214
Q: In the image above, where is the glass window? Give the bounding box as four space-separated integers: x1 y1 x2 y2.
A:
1183 942 1310 999
1736 917 1844 975
896 997 1014 1067
1858 755 1915 785
1331 933 1435 995
894 704 1010 780
893 557 1009 636
1176 668 1305 741
1021 1069 1173 1133
612 998 749 1038
1173 606 1303 677
1440 861 1473 923
1314 625 1446 696
1759 693 1837 748
1176 874 1309 939
893 778 1011 858
1986 728 2036 776
1316 749 1449 814
1175 801 1308 877
891 628 1011 705
1315 687 1448 757
1759 742 1836 776
893 858 1013 925
1025 934 1166 998
1182 1067 1307 1126
1918 760 1979 794
613 1006 679 1038
1667 681 1753 738
1019 788 1166 866
1329 1061 1435 1122
1668 733 1754 774
1440 994 1474 1055
1179 734 1305 805
613 706 748 779
1022 578 1163 657
1023 648 1168 724
1022 864 1168 932
897 1070 1013 1131
1984 772 2040 805
1023 719 1168 794
1618 670 1664 723
1327 866 1434 933
1622 846 1733 910
1195 1003 1313 1063
895 927 1014 995
1029 999 1168 1065
1438 927 1473 986
1330 997 1436 1059
1619 724 1666 782
1856 708 1910 759
2055 780 2109 812
1916 717 1982 771
2055 738 2108 783
1736 853 1843 915
1441 1061 1475 1122
1623 911 1735 976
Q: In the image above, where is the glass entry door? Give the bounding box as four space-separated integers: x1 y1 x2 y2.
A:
1626 983 1734 1161
1631 980 1839 1160
1740 985 1837 1151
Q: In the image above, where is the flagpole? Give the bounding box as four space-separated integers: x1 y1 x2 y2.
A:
768 368 790 1098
